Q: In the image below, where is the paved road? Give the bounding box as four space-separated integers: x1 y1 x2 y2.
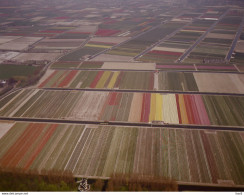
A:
42 87 244 97
178 9 229 62
0 117 243 131
226 16 244 61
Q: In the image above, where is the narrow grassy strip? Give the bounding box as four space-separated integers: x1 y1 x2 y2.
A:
30 124 68 171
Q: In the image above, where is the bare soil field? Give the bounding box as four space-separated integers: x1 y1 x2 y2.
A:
235 40 244 53
52 20 101 26
0 37 42 51
14 37 43 43
128 93 143 122
102 62 156 70
13 53 61 62
194 73 244 93
153 46 185 53
206 33 235 39
0 36 21 44
0 52 20 63
33 38 84 50
31 16 46 22
91 54 133 62
39 38 85 42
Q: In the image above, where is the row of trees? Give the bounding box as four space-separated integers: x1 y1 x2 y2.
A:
91 173 178 191
0 168 77 191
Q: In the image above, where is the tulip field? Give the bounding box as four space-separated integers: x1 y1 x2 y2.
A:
0 122 243 185
37 70 244 94
1 89 244 126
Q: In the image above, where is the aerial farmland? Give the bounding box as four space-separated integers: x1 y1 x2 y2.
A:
0 0 244 192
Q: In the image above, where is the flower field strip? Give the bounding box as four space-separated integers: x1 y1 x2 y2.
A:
0 123 244 185
185 14 244 64
29 124 69 171
200 131 219 183
0 123 46 168
175 130 190 181
0 90 21 109
156 64 195 70
39 70 154 90
95 29 121 36
58 70 78 87
39 70 58 88
106 22 185 57
51 61 81 69
158 72 199 92
0 123 29 159
74 128 104 175
36 125 83 171
83 127 111 176
23 124 58 170
78 61 104 69
1 89 244 126
59 47 104 62
42 70 159 90
207 133 231 181
217 132 244 185
0 89 34 117
149 50 183 56
185 130 201 182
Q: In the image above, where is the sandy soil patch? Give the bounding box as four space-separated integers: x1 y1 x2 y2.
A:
206 33 235 39
194 73 244 93
235 40 244 53
0 37 42 51
102 62 156 70
0 51 20 63
0 122 14 139
85 14 100 18
153 46 185 53
128 93 143 122
0 36 21 44
13 53 61 62
34 42 82 49
91 54 133 62
90 37 129 44
0 42 30 51
52 20 101 26
39 38 85 43
14 37 43 43
31 16 46 22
